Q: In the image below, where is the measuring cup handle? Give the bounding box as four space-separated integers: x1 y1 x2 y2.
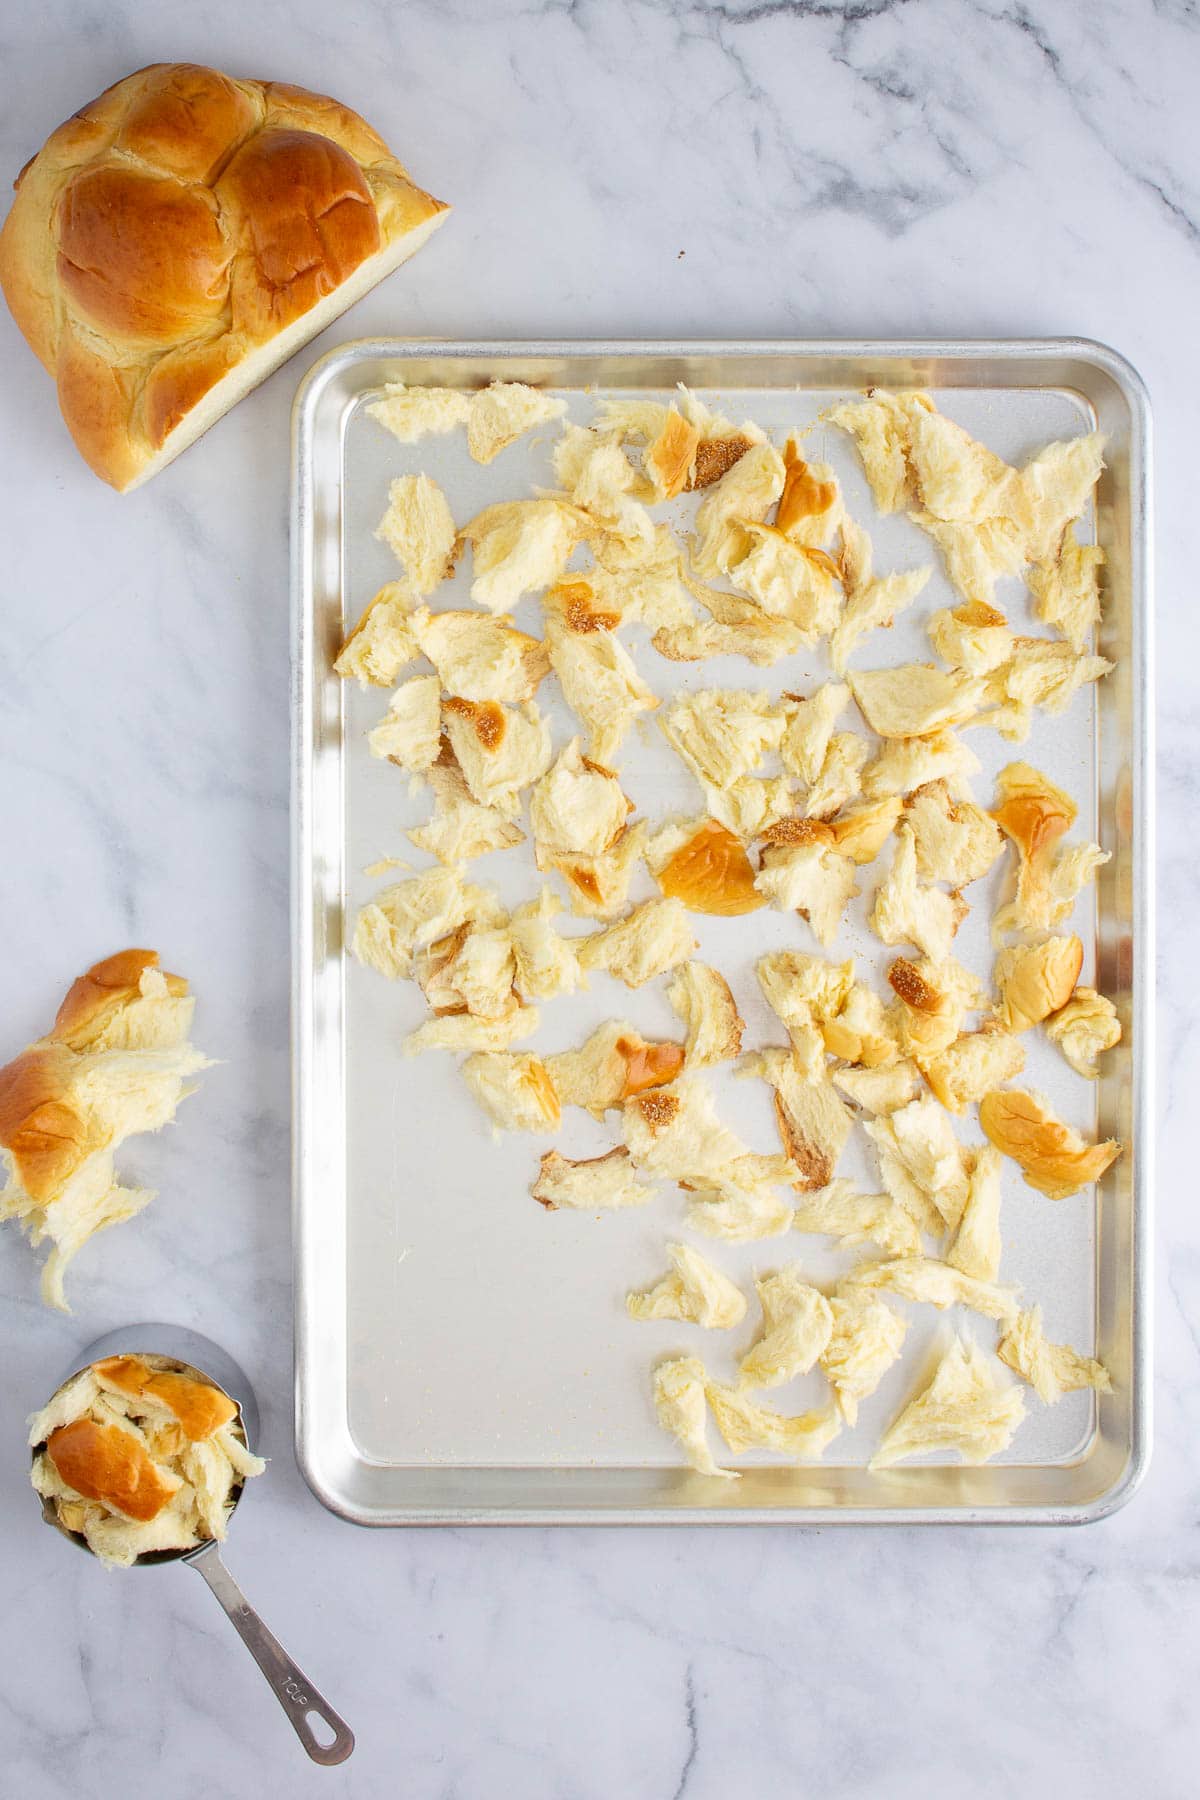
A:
187 1542 355 1765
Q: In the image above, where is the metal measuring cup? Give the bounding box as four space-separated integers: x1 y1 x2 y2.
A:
32 1324 354 1766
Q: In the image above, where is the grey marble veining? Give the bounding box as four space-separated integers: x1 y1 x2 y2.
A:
0 1 1193 1794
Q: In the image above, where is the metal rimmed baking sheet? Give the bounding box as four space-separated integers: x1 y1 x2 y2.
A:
291 339 1151 1525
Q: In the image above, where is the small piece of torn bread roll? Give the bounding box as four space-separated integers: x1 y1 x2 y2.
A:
622 1075 750 1183
375 474 457 596
652 1356 734 1478
546 1021 684 1118
415 920 516 1019
704 775 794 842
368 383 471 444
888 956 984 1061
544 580 659 766
979 1088 1121 1198
648 817 764 917
409 758 526 866
863 732 981 802
627 1243 747 1329
927 599 1014 675
691 441 786 577
1044 988 1121 1077
728 526 842 638
576 899 696 989
532 1146 655 1212
863 1096 973 1235
871 1335 1025 1469
684 1179 794 1244
756 947 852 1053
508 891 583 1003
826 388 930 514
335 583 424 688
991 760 1108 939
442 698 552 818
461 1051 560 1134
997 1304 1112 1404
1028 528 1104 653
530 739 632 860
738 1268 833 1388
946 1144 1004 1283
352 866 506 981
462 499 588 612
994 759 1094 856
831 1061 922 1117
644 407 702 500
744 1045 854 1192
417 611 549 704
830 535 931 674
660 688 786 791
547 822 649 920
871 826 968 963
791 1177 922 1258
776 445 843 543
780 684 850 785
994 936 1083 1032
849 665 986 739
921 1028 1026 1115
804 734 870 821
755 833 860 948
403 1006 540 1057
705 1385 842 1462
666 963 744 1067
652 612 805 667
368 674 442 774
821 1295 908 1425
903 781 1004 887
977 639 1113 743
466 381 567 464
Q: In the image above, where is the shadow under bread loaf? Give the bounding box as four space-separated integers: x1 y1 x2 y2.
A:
0 61 449 490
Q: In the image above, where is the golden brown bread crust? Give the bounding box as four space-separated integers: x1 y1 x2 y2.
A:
657 820 765 917
0 1044 101 1201
979 1088 1121 1199
51 949 187 1051
45 1418 178 1523
93 1354 237 1441
0 62 447 488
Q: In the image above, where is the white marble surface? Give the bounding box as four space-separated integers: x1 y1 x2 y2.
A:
0 2 1191 1794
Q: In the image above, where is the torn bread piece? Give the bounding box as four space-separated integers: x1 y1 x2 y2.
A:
335 584 425 688
647 817 764 917
832 1061 922 1116
977 638 1113 742
367 383 471 444
946 1145 1004 1283
415 920 516 1020
997 1305 1112 1404
849 665 986 740
979 1088 1121 1199
461 1051 560 1134
871 1335 1025 1468
530 739 632 860
830 521 932 673
622 1075 750 1183
652 612 806 667
352 867 505 981
904 781 1004 887
696 777 792 844
576 899 696 989
532 1147 655 1212
1028 528 1104 653
727 525 842 636
826 390 930 514
804 734 870 821
863 1096 972 1235
508 891 584 1003
684 1179 795 1243
660 688 785 791
928 599 1014 675
756 948 851 1053
442 698 552 818
792 1177 921 1258
652 1357 734 1478
375 474 457 596
755 840 860 948
990 761 1108 939
544 581 659 765
827 796 903 865
705 1385 842 1462
367 674 442 774
590 525 697 630
739 1267 834 1388
408 758 526 865
1044 988 1121 1078
403 1006 539 1056
0 952 207 1310
863 733 981 802
417 611 549 704
841 1256 1019 1326
643 407 702 500
691 441 786 577
904 400 1028 525
994 936 1083 1032
546 1022 684 1118
462 499 588 612
922 1028 1026 1115
466 382 567 464
913 512 1028 608
780 684 850 785
871 826 968 963
821 1295 908 1425
745 1046 854 1192
888 956 985 1061
776 444 844 543
1020 431 1106 565
546 821 649 920
627 1243 747 1329
667 963 744 1066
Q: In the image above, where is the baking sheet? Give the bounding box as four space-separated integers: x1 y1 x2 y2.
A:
292 341 1151 1523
